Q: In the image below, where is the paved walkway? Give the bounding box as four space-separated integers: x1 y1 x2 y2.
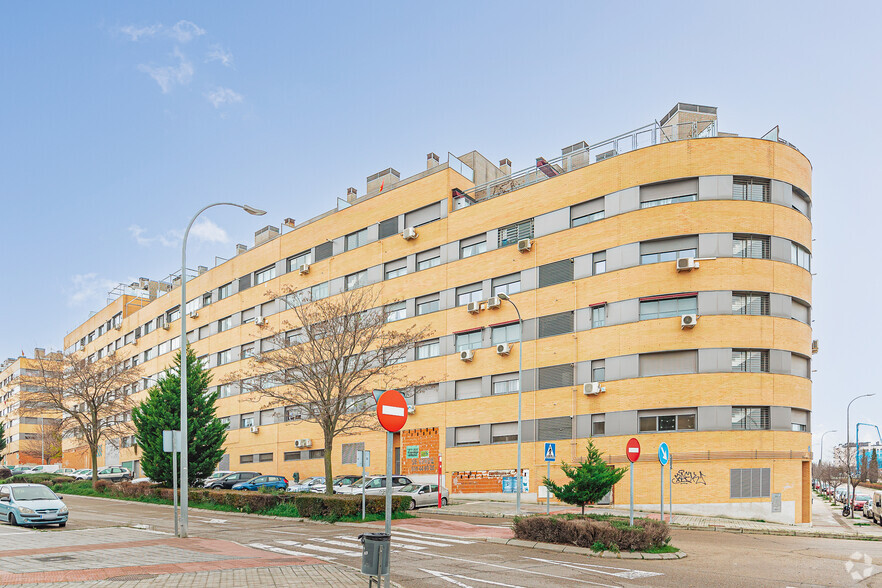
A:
0 527 368 586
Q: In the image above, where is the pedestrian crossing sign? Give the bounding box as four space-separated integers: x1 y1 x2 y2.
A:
544 443 556 462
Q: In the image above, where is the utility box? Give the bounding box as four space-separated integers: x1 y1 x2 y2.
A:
359 532 390 576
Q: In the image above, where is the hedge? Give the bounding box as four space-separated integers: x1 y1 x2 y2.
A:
513 514 671 552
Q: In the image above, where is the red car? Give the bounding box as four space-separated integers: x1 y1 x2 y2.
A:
853 494 872 510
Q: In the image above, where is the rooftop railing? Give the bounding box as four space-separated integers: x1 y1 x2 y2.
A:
464 119 725 202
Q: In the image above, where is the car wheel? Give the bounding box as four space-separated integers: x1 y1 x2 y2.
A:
8 513 17 526
409 499 417 511
441 497 448 507
59 523 66 528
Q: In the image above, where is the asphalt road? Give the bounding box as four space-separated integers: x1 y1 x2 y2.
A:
23 494 882 587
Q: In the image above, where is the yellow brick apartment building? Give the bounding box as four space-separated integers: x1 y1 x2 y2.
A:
0 351 61 467
61 103 814 524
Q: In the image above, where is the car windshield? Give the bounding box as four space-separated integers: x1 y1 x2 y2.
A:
856 495 871 501
399 484 418 492
12 486 58 501
209 472 227 479
338 477 362 486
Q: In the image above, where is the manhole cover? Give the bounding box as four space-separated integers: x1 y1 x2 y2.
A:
108 574 159 581
34 555 75 562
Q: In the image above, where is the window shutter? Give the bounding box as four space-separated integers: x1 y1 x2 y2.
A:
639 350 698 377
342 442 364 464
537 416 572 441
538 364 574 390
454 378 482 400
415 384 439 405
239 274 252 291
455 426 480 445
314 242 333 262
538 311 574 338
378 217 399 239
730 469 742 498
538 259 573 288
404 203 441 227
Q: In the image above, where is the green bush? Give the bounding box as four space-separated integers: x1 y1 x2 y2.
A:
0 468 11 480
512 514 671 552
94 480 111 493
293 493 408 520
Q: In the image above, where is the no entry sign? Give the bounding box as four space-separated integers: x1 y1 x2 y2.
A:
626 438 641 463
376 389 408 432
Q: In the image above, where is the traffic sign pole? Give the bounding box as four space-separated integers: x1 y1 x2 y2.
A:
629 463 634 527
546 460 550 515
375 389 407 588
669 459 673 523
438 453 442 508
626 439 640 527
660 464 664 522
657 442 670 524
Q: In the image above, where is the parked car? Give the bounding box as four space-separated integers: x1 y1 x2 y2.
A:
232 475 288 491
393 483 449 510
26 465 61 474
197 471 233 487
872 492 882 525
205 471 262 490
835 488 848 503
130 477 157 485
9 466 37 475
72 469 94 480
56 468 78 476
287 476 325 493
854 494 872 512
864 499 875 519
96 467 132 482
0 483 69 527
311 474 362 494
339 476 413 495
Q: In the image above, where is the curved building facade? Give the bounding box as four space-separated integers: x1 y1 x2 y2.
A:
62 104 813 524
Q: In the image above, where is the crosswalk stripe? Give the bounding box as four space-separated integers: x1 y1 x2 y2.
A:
275 540 361 557
393 531 475 544
337 535 427 551
248 542 335 561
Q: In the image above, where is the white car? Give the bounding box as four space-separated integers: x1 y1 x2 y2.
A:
338 476 413 495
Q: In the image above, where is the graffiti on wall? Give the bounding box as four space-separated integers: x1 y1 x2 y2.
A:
672 469 708 485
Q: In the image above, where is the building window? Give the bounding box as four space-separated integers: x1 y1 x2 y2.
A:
454 377 482 400
241 344 256 358
455 330 482 352
591 305 606 328
346 228 369 251
217 349 232 366
255 265 276 285
733 234 770 259
168 307 181 323
284 451 302 461
416 294 440 316
491 422 518 444
538 311 574 339
678 414 696 430
417 249 441 271
732 349 770 373
345 270 367 291
218 282 232 300
386 302 406 322
641 247 697 265
241 415 255 428
378 217 399 239
218 384 233 398
416 340 440 360
591 415 605 436
258 453 273 463
491 323 521 346
640 193 697 208
308 449 325 459
415 383 439 405
639 296 698 320
311 282 329 300
461 238 487 258
218 316 233 332
454 425 480 447
491 373 519 395
492 273 521 296
342 442 365 464
314 242 333 262
732 292 770 316
240 454 254 464
639 413 695 432
288 251 311 272
384 258 407 280
791 242 811 271
498 219 534 247
572 210 604 227
731 407 770 430
538 259 574 288
730 467 771 498
456 283 483 306
733 177 771 202
792 422 807 432
591 359 605 382
593 252 606 275
537 364 574 390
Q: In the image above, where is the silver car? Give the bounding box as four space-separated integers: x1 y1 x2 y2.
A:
341 475 413 496
393 483 449 510
287 476 325 493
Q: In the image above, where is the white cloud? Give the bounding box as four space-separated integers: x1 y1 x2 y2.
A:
137 48 193 93
205 87 243 108
170 20 206 43
128 224 179 247
67 273 120 308
189 219 229 244
206 44 233 67
120 23 163 41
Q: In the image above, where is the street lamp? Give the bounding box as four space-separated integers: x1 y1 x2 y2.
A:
818 430 837 466
846 393 874 519
496 293 524 515
179 202 265 538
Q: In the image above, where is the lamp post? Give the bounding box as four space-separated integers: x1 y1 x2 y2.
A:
496 293 523 515
818 430 836 466
846 394 874 519
179 202 265 538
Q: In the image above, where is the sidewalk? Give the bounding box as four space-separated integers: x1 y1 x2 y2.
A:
421 497 882 540
0 527 368 586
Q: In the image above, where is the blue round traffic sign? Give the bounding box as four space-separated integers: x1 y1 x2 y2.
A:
658 442 670 466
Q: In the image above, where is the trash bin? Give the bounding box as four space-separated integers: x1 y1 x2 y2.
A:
358 532 390 576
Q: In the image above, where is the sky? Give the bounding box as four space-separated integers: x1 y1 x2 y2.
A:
1 1 879 458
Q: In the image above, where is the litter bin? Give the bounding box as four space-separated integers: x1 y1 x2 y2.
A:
358 532 390 576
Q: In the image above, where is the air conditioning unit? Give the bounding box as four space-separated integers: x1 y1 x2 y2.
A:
583 382 604 395
189 311 199 319
294 439 303 448
407 405 415 414
676 257 698 272
517 238 532 252
486 296 501 309
496 343 511 356
255 316 266 326
402 227 418 240
114 324 122 331
811 339 819 355
467 302 481 314
460 350 474 362
250 426 259 434
162 323 170 331
299 263 310 275
301 438 312 448
681 314 698 329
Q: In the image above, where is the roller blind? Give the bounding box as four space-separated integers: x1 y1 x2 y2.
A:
405 202 441 227
639 350 698 377
455 378 482 400
538 364 574 390
378 217 399 239
538 259 574 288
538 312 574 338
537 416 572 441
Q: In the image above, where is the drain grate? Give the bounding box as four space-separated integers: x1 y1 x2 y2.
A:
33 555 75 563
108 574 160 581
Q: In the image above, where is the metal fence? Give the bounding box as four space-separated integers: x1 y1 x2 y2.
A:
604 449 812 464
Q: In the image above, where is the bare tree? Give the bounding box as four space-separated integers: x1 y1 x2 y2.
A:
233 286 431 493
20 417 64 464
30 351 142 483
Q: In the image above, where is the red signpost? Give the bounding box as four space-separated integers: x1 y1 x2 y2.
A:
376 390 408 433
626 438 640 526
438 453 443 508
